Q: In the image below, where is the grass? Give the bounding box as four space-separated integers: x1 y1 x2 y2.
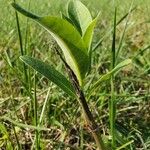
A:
0 0 150 149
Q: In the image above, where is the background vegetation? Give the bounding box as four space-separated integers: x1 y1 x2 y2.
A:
0 0 150 149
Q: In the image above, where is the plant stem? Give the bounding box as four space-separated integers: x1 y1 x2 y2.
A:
70 72 106 150
78 90 106 150
55 48 106 150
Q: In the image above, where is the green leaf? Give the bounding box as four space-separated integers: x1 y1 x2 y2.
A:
12 3 89 86
11 2 39 19
20 56 76 97
83 18 97 51
68 0 92 35
83 18 97 73
61 12 74 25
90 59 132 92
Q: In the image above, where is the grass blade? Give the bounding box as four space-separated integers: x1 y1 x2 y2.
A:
116 0 135 59
110 8 117 149
92 6 136 52
13 2 28 87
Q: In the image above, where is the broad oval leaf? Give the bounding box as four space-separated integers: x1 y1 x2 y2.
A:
20 56 76 97
12 3 90 86
68 0 92 35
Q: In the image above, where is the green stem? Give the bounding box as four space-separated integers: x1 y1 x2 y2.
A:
78 90 106 150
110 77 116 149
55 48 106 150
34 73 39 149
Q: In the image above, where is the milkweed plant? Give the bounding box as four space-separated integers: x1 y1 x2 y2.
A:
12 0 131 149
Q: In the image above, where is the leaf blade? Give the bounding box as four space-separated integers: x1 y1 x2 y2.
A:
68 0 92 35
83 18 97 51
20 56 76 97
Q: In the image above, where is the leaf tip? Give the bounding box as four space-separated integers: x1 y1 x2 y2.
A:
11 2 39 19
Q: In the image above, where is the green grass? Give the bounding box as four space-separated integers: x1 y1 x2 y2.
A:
0 0 150 149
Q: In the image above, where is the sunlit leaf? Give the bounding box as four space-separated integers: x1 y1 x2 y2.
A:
20 56 76 97
83 18 97 51
68 0 92 35
83 18 98 73
12 3 90 86
61 12 73 25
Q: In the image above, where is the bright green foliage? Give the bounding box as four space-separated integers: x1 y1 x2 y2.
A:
12 1 97 86
20 56 76 97
38 16 89 86
66 0 97 51
61 12 74 25
67 0 92 35
83 18 98 52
